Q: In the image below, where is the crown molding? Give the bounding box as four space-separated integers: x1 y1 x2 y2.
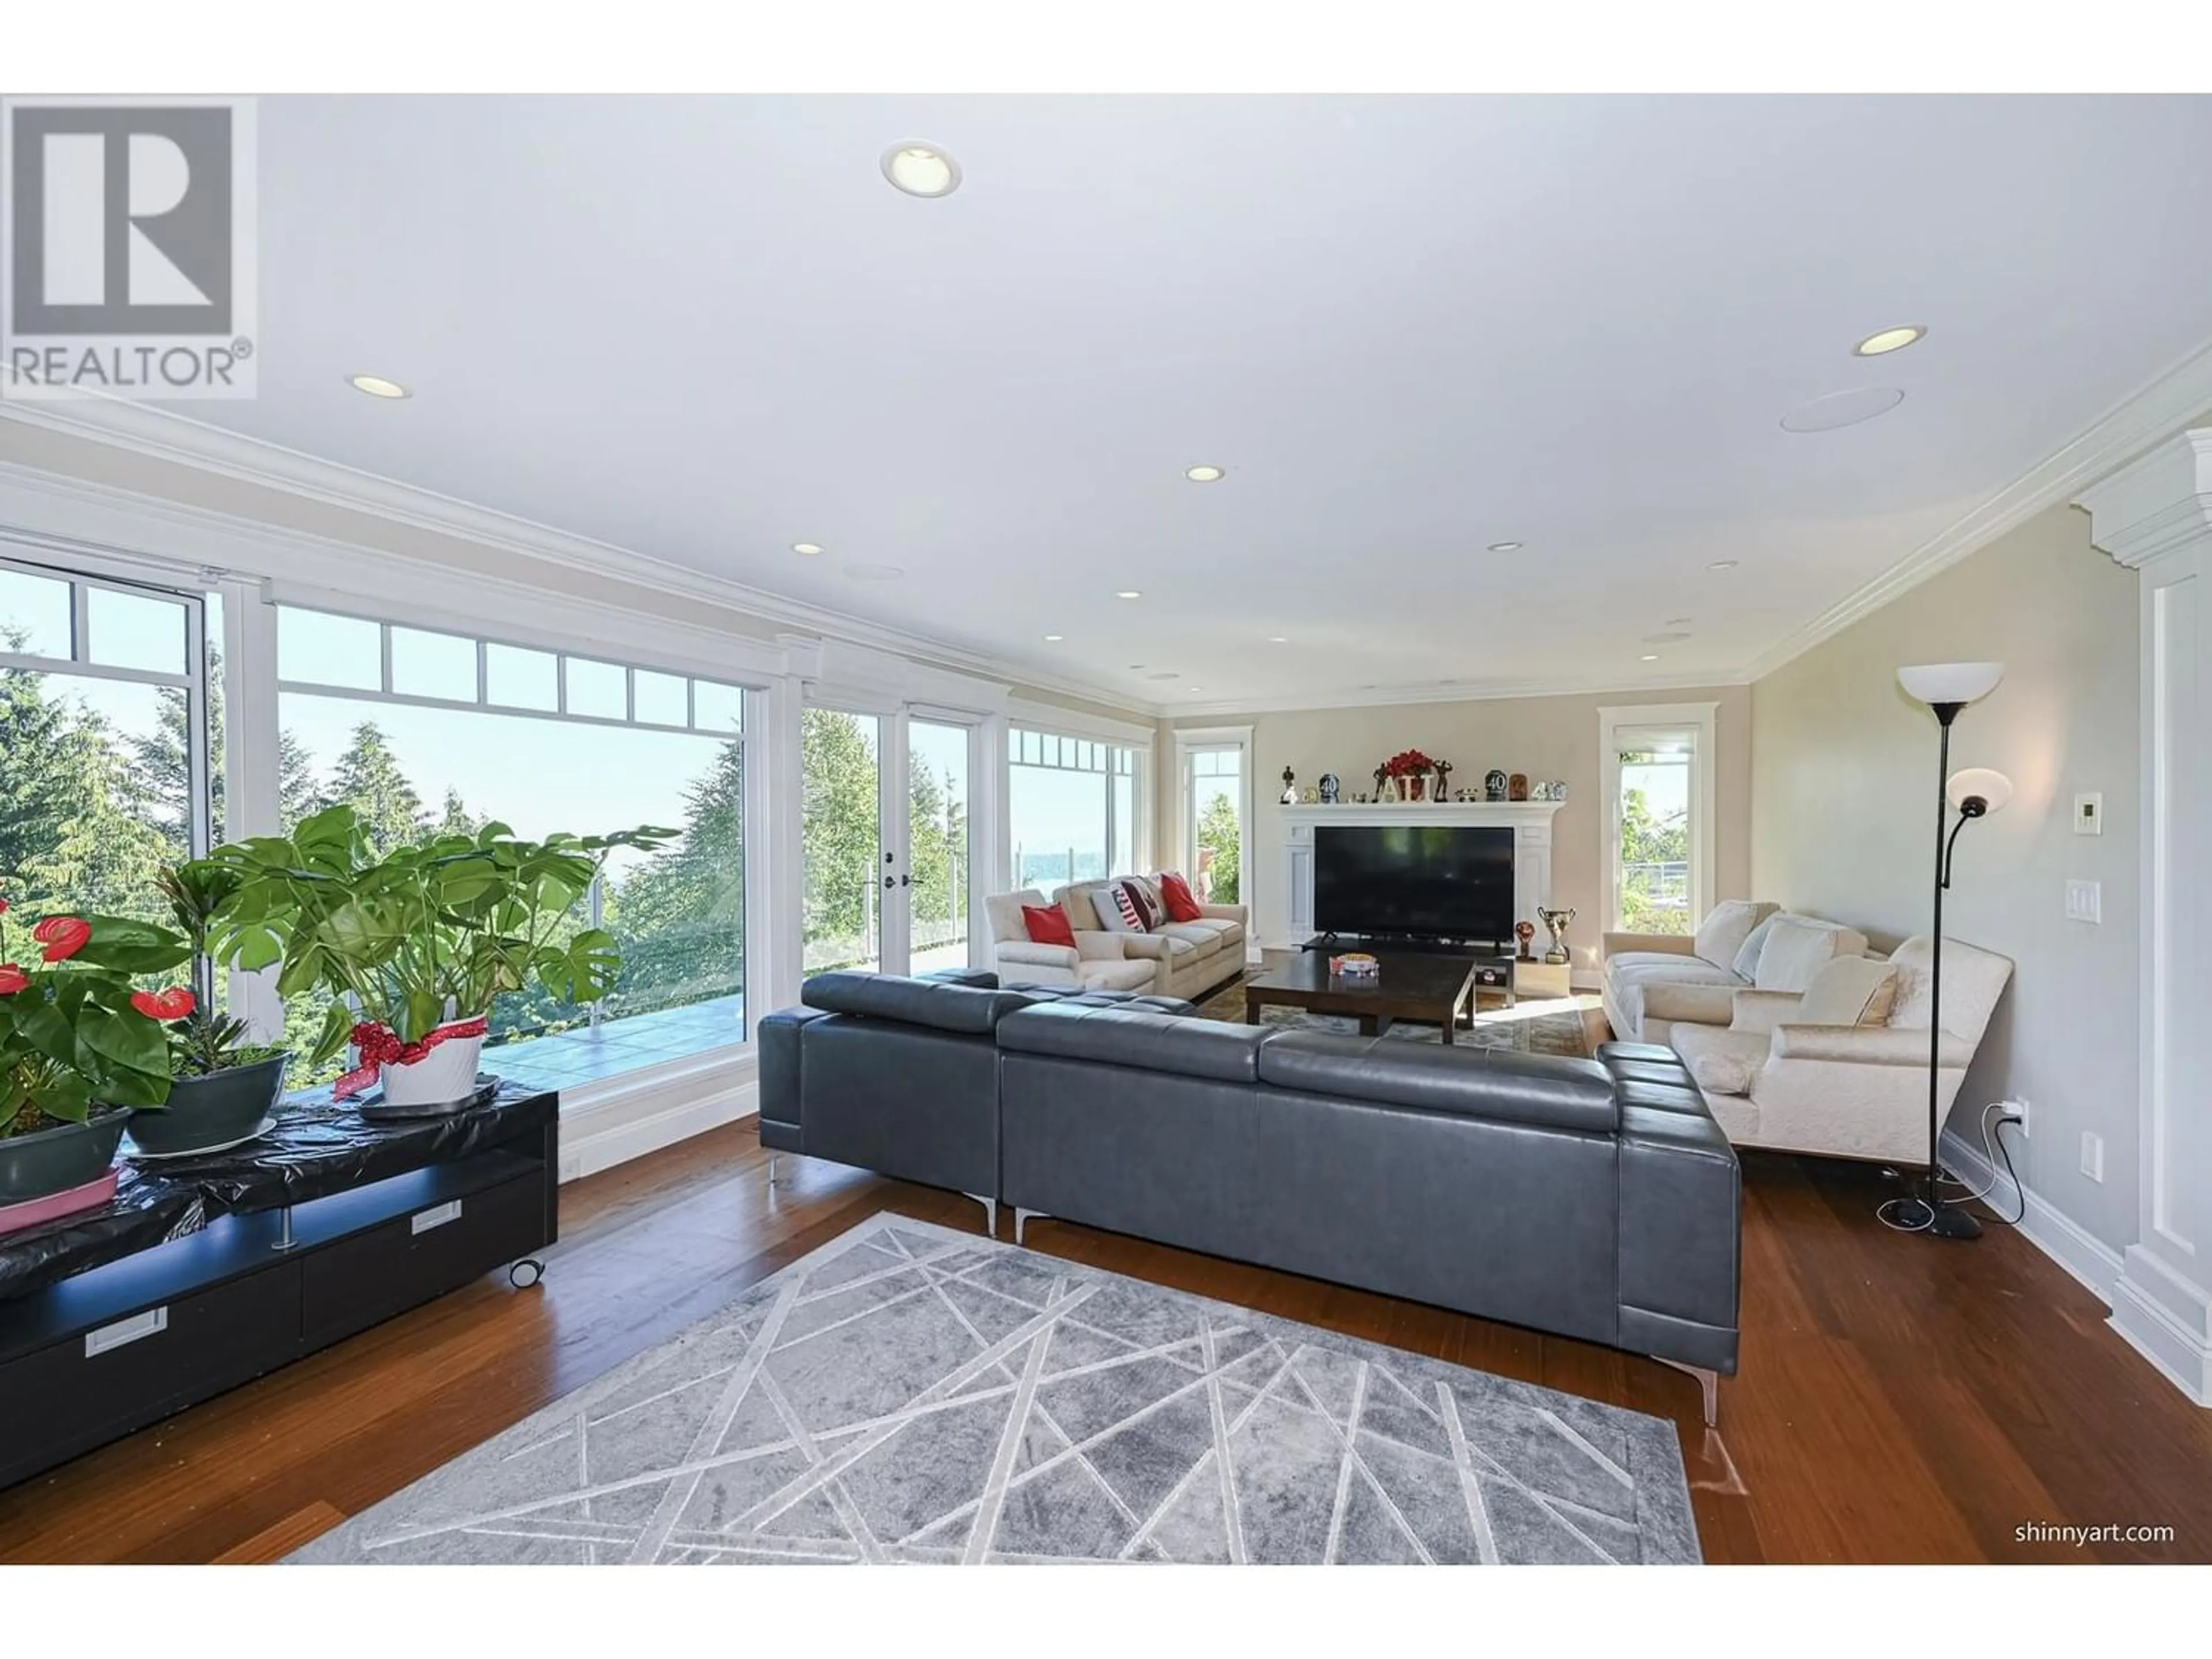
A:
0 396 1160 722
1740 327 2212 681
2074 426 2212 569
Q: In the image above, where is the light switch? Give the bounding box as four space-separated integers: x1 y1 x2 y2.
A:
2073 793 2104 835
2065 879 2101 923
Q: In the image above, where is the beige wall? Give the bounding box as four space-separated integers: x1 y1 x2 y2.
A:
1165 685 1752 968
1751 503 2139 1249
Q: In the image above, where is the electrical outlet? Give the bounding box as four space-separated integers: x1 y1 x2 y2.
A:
2065 879 2102 923
2074 793 2104 835
2009 1097 2030 1138
2081 1131 2104 1183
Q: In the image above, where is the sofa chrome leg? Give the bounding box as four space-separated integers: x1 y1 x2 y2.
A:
1014 1207 1048 1247
767 1154 779 1186
964 1194 998 1237
1654 1357 1719 1427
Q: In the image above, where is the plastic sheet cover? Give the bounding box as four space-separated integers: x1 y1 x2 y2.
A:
0 1080 554 1302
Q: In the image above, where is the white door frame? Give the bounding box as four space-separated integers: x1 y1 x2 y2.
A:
1173 725 1255 906
1596 702 1718 934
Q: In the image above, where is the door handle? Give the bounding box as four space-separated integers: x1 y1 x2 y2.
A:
882 876 895 889
899 874 911 887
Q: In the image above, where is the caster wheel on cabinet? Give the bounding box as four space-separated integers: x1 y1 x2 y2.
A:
509 1258 545 1290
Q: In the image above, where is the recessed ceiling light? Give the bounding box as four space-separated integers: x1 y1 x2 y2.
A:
1184 465 1226 483
1707 559 1739 572
1188 686 1203 694
1853 324 1926 357
1267 636 1288 644
1641 653 1661 662
1043 633 1063 642
1115 590 1142 600
1781 387 1906 433
843 563 904 582
881 141 961 198
1145 672 1180 681
791 542 824 556
346 373 410 399
1487 541 1523 553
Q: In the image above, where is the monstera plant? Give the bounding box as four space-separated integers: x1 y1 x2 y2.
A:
202 807 674 1109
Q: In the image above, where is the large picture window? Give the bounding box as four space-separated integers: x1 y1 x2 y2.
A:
278 605 750 1085
1007 726 1142 896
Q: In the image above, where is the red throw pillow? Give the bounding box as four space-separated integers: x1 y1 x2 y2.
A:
1021 903 1077 948
1158 871 1203 923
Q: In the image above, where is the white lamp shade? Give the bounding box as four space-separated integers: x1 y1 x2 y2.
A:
1946 767 2014 814
1899 661 2005 704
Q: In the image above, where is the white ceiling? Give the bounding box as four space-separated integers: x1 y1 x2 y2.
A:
17 94 2212 711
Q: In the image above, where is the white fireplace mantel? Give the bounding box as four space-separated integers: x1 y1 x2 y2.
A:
1275 800 1565 947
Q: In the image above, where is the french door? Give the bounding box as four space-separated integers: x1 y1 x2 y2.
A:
800 701 979 978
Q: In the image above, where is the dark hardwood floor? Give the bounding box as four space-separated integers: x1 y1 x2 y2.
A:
1 1116 2206 1564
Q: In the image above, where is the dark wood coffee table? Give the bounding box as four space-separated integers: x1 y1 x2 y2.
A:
1243 951 1486 1043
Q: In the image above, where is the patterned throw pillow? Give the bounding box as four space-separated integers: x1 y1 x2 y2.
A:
1119 878 1160 931
1112 882 1149 931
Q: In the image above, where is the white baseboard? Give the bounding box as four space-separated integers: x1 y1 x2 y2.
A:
2110 1248 2212 1407
1940 1126 2124 1304
555 1048 759 1181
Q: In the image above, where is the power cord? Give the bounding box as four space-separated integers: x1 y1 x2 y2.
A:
1876 1101 2028 1231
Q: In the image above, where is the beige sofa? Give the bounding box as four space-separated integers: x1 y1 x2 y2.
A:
984 880 1249 1001
1666 935 2014 1164
1603 900 1869 1043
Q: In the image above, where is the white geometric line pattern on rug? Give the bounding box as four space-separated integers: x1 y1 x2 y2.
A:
292 1213 1699 1565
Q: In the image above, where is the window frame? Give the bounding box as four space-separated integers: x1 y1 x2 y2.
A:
1006 720 1150 893
1172 724 1253 908
272 599 760 1050
1597 701 1718 936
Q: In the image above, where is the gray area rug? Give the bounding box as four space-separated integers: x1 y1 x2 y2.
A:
292 1213 1698 1565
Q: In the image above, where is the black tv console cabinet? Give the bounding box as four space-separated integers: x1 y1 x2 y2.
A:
0 1085 558 1492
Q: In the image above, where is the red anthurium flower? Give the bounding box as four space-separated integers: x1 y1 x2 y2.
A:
0 964 26 996
32 916 91 962
0 895 10 913
130 986 197 1022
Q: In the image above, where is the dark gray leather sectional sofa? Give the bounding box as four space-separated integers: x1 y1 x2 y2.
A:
760 970 1740 1421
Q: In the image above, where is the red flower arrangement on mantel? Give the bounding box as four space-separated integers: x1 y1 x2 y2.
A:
1383 749 1438 779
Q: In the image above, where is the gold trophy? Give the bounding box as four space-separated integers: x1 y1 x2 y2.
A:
1537 906 1576 965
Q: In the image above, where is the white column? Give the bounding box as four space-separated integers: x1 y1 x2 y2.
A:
2078 427 2212 1404
220 575 286 1043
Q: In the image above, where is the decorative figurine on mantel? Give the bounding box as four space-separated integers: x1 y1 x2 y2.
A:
1484 768 1508 802
1318 772 1340 804
1372 764 1388 801
1434 760 1453 801
1537 906 1576 965
1514 920 1537 961
1281 766 1298 805
1508 772 1529 802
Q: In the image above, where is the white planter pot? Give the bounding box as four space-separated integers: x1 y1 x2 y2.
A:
378 1023 487 1108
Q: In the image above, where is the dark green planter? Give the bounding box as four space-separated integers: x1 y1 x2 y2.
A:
127 1054 290 1158
0 1108 130 1204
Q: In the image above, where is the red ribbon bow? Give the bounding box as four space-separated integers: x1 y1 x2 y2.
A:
333 1017 490 1101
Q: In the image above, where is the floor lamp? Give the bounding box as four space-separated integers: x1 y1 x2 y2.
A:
1890 662 2012 1240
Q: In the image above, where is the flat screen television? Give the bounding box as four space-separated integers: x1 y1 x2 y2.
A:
1312 824 1515 946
